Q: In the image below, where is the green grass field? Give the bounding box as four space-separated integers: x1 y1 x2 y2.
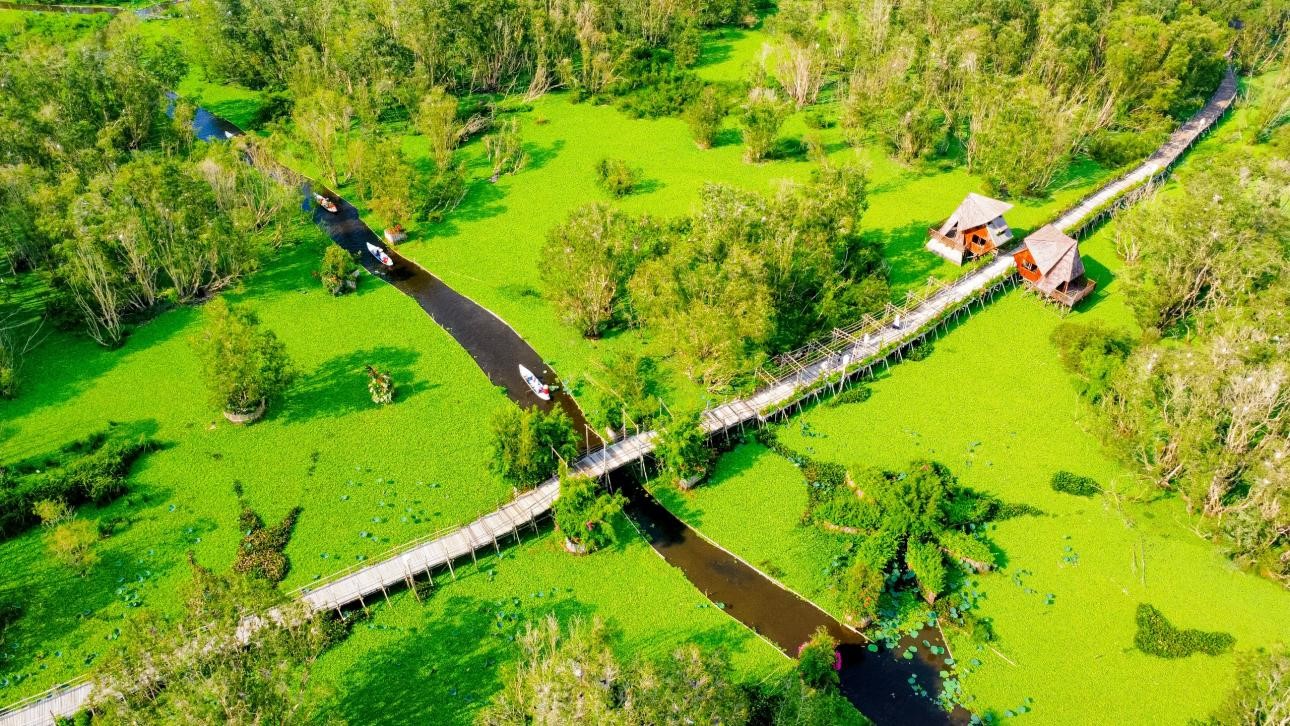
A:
656 94 1290 723
311 526 787 724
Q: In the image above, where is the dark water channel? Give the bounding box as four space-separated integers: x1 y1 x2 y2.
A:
191 105 969 725
189 108 597 444
618 474 970 726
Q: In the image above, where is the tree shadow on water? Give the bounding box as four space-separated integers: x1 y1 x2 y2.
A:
327 592 596 725
276 346 436 424
871 220 948 291
524 139 565 173
0 512 187 683
712 128 742 149
1070 253 1118 314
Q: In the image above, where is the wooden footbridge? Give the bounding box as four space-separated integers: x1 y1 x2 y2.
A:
0 68 1238 726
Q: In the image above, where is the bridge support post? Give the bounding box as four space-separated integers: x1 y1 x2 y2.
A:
443 542 456 580
421 551 435 593
403 562 419 602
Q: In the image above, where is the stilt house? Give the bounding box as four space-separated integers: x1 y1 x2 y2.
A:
926 193 1014 265
1013 224 1096 307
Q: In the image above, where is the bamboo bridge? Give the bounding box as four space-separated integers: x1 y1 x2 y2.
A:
0 67 1238 726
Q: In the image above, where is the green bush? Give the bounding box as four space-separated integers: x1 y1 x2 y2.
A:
0 432 157 538
1051 471 1101 497
796 627 840 690
655 411 714 488
1134 604 1235 658
831 384 871 407
232 504 303 583
613 54 703 118
803 110 833 129
594 158 640 198
907 342 934 361
684 86 728 149
319 245 357 296
1088 124 1170 167
553 472 625 553
1050 321 1135 401
801 460 848 511
413 160 468 222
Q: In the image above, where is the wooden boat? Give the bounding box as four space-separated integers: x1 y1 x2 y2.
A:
518 364 550 401
314 193 338 213
365 242 394 267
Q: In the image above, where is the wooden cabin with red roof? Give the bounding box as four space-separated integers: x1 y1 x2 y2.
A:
926 193 1014 265
1013 224 1096 307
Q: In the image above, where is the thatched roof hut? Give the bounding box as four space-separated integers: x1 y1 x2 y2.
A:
926 193 1015 265
1013 224 1096 307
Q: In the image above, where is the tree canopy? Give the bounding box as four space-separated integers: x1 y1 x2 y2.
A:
1054 151 1290 584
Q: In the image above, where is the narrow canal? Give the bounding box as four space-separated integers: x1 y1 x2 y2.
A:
191 105 969 726
189 107 598 444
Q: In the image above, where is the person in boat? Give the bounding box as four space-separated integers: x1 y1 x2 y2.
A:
314 193 338 213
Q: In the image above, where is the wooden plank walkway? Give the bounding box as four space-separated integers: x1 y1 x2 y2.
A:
1054 67 1238 236
0 67 1240 726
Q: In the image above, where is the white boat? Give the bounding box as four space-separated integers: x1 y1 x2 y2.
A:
365 242 394 267
518 364 551 401
314 193 338 213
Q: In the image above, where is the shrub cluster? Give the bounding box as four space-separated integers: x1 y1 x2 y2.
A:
613 53 703 118
594 158 641 198
1050 471 1101 497
907 342 934 361
320 246 358 296
233 505 303 584
0 431 157 538
1134 604 1235 658
796 627 840 690
830 384 872 406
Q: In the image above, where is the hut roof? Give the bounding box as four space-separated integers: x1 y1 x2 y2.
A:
1022 224 1085 288
945 193 1014 232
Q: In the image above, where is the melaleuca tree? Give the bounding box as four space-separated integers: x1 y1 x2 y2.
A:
478 616 623 725
740 87 789 162
540 203 654 338
91 555 342 724
489 405 580 488
624 644 749 724
191 298 296 417
553 471 624 553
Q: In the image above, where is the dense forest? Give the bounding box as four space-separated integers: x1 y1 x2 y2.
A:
2 0 1283 393
1054 101 1289 584
0 20 298 350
